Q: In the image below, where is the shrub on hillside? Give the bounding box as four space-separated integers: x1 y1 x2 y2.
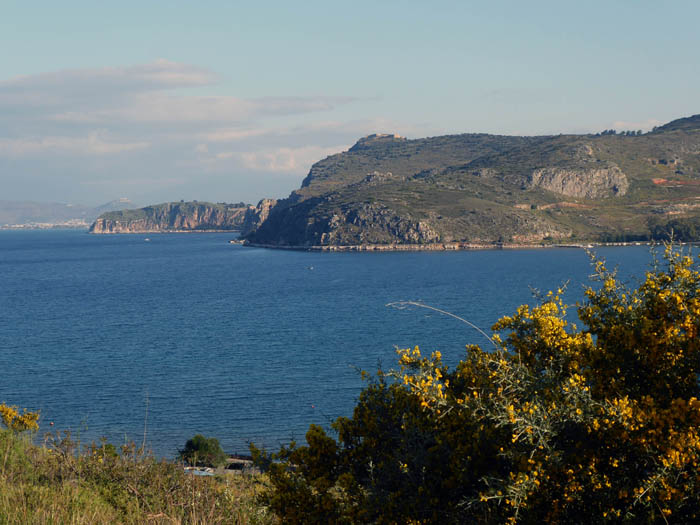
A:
179 434 228 468
253 246 700 523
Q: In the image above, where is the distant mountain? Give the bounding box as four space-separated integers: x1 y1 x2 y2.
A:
89 201 250 233
0 198 137 227
244 115 700 246
91 198 139 216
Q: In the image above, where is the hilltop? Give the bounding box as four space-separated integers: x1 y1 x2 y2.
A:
244 115 700 247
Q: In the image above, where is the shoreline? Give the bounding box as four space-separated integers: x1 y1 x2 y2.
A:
241 240 656 252
89 229 242 234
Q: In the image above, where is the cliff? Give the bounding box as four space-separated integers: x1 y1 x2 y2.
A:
244 114 700 246
527 166 629 199
240 199 278 236
89 201 249 233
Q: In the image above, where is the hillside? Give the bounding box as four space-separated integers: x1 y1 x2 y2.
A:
245 116 700 246
89 201 250 233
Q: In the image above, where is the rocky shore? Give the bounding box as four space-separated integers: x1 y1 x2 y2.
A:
239 240 652 252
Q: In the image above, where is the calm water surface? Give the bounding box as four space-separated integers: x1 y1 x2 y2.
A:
0 230 655 456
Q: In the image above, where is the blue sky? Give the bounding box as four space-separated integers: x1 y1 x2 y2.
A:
1 0 698 205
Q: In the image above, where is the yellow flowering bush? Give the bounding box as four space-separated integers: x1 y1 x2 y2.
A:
254 246 700 523
0 402 39 432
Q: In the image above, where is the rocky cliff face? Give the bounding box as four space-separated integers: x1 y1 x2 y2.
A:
527 165 629 198
246 199 440 246
245 196 570 247
240 199 278 236
89 202 248 233
318 203 442 245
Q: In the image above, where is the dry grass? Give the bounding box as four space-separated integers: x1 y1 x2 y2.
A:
0 429 275 524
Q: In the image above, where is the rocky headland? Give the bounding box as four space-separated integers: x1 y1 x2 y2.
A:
242 115 700 247
90 201 250 233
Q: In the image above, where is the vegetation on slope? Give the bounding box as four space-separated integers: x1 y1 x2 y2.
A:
97 201 247 223
254 246 700 523
0 408 273 524
246 116 700 246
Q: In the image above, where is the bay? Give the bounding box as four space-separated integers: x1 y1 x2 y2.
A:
0 230 655 457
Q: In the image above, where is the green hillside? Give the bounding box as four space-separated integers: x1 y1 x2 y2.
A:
245 116 700 246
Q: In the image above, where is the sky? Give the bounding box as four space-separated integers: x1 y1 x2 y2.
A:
1 0 699 206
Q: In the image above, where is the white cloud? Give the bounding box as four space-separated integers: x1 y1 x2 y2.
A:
0 60 392 203
204 128 269 142
237 145 349 173
42 94 255 124
82 175 187 188
0 131 149 156
612 118 663 132
0 59 215 97
201 118 416 145
0 61 355 127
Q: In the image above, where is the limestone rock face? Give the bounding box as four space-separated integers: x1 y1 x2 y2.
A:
318 203 441 245
245 196 571 247
89 202 248 233
240 199 278 236
246 199 442 246
528 166 629 199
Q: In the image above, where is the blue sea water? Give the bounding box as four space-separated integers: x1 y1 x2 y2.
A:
0 230 655 457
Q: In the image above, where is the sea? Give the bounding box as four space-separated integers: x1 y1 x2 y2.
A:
0 230 657 458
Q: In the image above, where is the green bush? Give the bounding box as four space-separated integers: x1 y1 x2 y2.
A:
253 247 700 524
179 434 228 468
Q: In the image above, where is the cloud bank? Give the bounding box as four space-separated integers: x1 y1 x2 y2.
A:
0 60 392 204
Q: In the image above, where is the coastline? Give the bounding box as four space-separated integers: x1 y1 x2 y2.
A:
241 240 655 252
89 229 242 234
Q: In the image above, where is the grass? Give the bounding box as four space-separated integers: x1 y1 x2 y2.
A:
0 429 275 524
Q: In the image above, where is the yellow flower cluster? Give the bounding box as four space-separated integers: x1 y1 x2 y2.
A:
391 246 700 522
397 347 450 410
0 402 39 432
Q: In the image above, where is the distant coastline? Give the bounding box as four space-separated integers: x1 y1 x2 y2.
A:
0 222 89 231
90 229 242 234
0 226 240 233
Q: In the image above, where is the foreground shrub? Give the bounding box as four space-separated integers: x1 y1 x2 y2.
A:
253 247 700 523
179 433 228 467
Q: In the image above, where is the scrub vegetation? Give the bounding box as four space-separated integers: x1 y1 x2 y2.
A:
0 412 273 524
253 246 700 523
